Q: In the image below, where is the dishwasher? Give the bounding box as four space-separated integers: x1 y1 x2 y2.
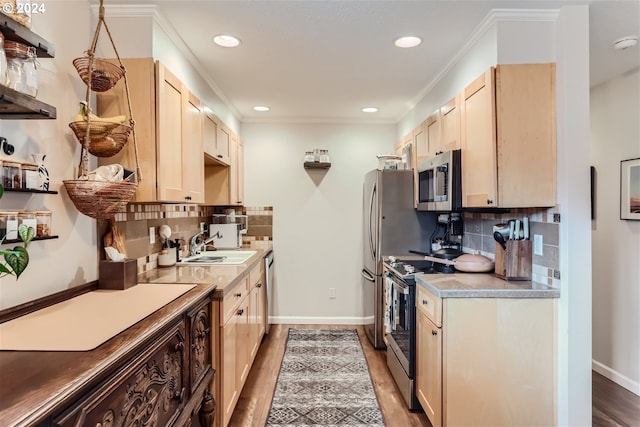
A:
264 250 274 333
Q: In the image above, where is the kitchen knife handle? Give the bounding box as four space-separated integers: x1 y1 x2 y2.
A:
523 217 530 240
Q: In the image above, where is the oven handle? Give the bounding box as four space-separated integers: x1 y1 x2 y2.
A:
393 281 410 295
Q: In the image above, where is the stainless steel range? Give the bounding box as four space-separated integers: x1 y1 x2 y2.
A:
383 257 442 411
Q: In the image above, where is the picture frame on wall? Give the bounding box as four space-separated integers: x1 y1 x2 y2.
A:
620 157 640 220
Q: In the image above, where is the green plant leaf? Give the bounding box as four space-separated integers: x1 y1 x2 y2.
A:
4 246 29 278
0 263 12 275
0 183 4 199
18 224 35 246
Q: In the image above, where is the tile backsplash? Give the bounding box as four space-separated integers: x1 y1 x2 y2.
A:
99 204 273 274
462 207 561 288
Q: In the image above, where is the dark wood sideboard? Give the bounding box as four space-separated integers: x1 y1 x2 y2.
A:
0 282 216 427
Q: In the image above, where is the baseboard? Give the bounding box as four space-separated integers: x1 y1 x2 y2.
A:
592 359 640 396
270 316 365 325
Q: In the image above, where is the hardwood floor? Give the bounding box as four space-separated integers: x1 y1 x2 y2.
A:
593 371 640 427
228 324 431 427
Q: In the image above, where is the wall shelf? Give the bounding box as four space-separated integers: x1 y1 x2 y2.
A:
3 187 58 195
1 235 58 245
304 162 331 169
0 85 57 119
0 11 55 57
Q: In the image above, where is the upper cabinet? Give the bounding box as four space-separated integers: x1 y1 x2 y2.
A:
461 63 556 208
0 13 56 119
204 112 230 165
424 110 441 159
439 94 462 153
205 128 244 206
97 58 204 203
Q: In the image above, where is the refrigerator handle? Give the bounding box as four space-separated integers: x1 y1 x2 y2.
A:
361 269 375 282
369 183 377 261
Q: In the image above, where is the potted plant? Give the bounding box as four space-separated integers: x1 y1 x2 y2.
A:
0 184 34 279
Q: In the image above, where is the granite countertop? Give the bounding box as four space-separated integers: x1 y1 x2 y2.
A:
137 241 273 298
415 272 560 298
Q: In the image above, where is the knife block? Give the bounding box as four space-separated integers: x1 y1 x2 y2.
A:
99 259 137 290
494 240 532 281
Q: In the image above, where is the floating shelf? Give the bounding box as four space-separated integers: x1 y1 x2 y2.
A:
304 162 331 169
3 188 58 195
0 85 57 119
1 235 59 245
0 11 55 57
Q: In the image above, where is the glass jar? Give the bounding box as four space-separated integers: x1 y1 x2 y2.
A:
1 211 19 240
4 41 29 93
35 211 51 237
18 211 36 235
23 46 37 97
21 162 38 189
304 151 315 162
3 161 22 189
0 32 7 86
319 149 330 163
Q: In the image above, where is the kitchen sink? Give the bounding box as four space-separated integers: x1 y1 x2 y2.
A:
177 250 257 266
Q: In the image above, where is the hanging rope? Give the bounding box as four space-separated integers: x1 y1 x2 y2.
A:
78 0 142 183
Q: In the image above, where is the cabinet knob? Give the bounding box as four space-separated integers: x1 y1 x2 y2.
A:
256 282 262 288
432 330 438 336
217 154 223 159
175 341 185 352
185 196 192 201
422 299 428 305
235 292 242 298
487 199 494 205
237 308 244 316
173 386 186 403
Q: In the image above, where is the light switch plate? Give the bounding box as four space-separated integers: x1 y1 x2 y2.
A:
149 227 156 244
533 234 543 256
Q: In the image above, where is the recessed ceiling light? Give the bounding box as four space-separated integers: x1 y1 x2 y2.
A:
362 107 378 113
253 105 270 112
213 34 241 48
613 35 638 50
394 36 422 48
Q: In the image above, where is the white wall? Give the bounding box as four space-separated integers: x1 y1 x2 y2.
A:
591 69 640 395
0 1 100 309
242 122 394 323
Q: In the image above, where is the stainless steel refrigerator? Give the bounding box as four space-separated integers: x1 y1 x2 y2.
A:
361 169 434 349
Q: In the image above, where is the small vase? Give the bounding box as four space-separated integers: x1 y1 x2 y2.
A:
31 153 49 191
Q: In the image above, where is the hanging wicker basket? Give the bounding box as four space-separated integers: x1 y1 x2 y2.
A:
73 57 125 92
69 120 132 157
63 179 137 220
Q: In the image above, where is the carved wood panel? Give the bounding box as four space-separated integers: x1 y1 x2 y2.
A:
189 301 211 395
53 322 186 427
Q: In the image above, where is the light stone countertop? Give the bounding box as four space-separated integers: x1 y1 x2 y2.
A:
415 272 560 298
137 241 273 299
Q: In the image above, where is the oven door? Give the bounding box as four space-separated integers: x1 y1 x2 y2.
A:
385 274 412 376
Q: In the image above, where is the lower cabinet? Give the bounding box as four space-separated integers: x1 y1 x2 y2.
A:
53 296 215 427
214 262 266 427
415 286 556 427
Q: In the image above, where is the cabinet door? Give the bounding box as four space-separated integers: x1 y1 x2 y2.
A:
461 68 497 207
425 111 441 158
229 133 244 205
496 63 556 207
221 313 238 427
416 309 442 427
413 122 427 161
156 63 186 202
182 91 204 203
204 112 230 165
440 94 462 152
188 299 211 395
235 298 251 387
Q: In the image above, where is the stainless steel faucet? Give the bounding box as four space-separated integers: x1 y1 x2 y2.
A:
189 231 223 256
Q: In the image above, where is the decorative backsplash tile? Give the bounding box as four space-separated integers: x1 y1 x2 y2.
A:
101 204 273 274
462 207 560 288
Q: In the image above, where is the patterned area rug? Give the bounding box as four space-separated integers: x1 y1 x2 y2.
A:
265 329 386 427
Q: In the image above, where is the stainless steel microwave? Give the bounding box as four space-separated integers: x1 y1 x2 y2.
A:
416 149 462 211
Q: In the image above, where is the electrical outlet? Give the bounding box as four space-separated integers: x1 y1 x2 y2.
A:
329 288 336 299
533 234 543 256
149 227 156 244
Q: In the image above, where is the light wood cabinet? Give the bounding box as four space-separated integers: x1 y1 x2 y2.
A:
461 63 557 208
97 58 204 203
204 128 244 206
415 285 556 427
204 111 230 165
440 94 462 152
214 262 266 427
425 110 442 158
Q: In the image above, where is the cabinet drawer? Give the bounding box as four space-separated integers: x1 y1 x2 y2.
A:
249 263 263 288
222 277 249 323
54 321 187 427
416 285 442 327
